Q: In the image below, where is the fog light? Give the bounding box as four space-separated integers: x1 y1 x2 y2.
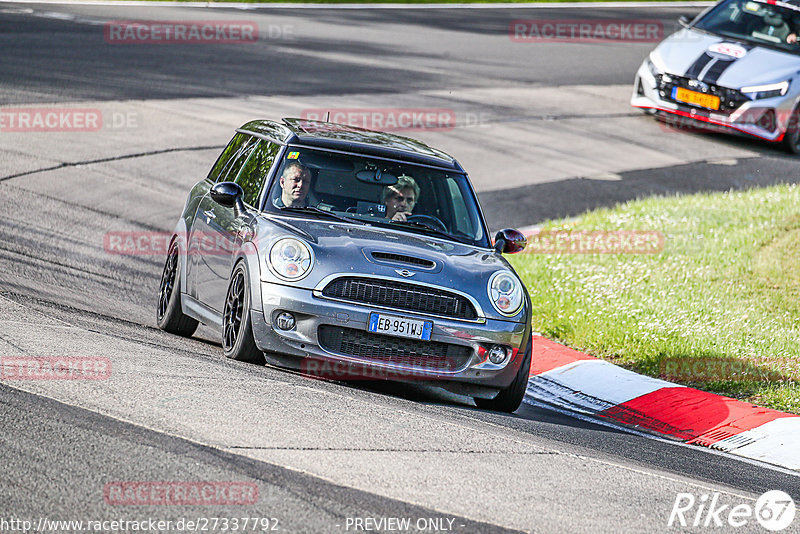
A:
275 312 295 331
487 345 508 365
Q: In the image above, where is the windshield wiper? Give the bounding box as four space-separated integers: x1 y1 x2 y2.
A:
694 27 752 46
388 220 469 245
278 206 361 225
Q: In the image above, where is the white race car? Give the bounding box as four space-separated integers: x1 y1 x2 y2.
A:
632 0 800 152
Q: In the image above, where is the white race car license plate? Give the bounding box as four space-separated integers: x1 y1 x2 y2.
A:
368 312 432 341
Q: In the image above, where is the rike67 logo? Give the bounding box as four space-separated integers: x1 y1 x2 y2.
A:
669 490 796 531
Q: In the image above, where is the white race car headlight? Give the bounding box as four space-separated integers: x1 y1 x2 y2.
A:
488 271 524 317
741 80 790 100
646 57 660 78
648 52 669 78
268 237 313 281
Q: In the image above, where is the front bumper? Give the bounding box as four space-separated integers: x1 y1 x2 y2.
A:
631 60 794 143
251 281 528 389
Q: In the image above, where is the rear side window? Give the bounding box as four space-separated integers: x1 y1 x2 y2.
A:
234 140 281 207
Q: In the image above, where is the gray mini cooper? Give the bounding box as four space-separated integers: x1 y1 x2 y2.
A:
157 118 532 412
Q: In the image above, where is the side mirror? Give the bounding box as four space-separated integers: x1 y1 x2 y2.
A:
210 182 247 216
493 228 526 254
678 15 692 27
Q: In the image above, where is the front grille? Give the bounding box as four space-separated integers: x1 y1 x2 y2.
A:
656 74 750 114
371 251 435 269
318 325 472 371
321 277 478 320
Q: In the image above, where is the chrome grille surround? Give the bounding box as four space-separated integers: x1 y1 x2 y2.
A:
315 274 482 322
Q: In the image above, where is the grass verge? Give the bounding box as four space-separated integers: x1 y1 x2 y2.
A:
509 184 800 414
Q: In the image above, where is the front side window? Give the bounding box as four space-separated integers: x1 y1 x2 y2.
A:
265 147 489 247
233 140 281 208
218 137 259 184
695 0 800 51
208 133 250 183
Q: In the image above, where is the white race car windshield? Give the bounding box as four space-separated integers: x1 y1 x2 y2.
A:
695 0 800 52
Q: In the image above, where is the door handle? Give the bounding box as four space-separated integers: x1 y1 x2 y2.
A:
203 210 216 220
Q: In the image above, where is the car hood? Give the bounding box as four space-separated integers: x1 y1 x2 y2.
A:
254 214 525 322
652 28 800 88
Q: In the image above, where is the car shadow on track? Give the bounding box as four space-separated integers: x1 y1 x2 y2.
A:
327 376 627 435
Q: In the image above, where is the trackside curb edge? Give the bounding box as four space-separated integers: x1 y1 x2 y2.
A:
526 335 800 471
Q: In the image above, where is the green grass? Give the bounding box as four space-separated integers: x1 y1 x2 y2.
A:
509 184 800 414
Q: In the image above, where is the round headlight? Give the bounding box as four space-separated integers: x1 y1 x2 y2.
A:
488 271 523 316
268 238 313 281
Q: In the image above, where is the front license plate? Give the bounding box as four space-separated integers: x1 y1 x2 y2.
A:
672 86 720 110
368 313 432 341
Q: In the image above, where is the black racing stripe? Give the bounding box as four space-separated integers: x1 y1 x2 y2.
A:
685 52 714 79
702 57 737 84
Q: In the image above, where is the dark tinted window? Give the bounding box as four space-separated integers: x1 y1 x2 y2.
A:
207 133 249 183
234 140 281 207
265 147 489 247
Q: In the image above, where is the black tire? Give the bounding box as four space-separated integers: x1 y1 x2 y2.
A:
157 241 199 337
782 106 800 154
222 261 265 365
474 334 532 413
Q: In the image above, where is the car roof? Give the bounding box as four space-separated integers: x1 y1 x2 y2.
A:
237 118 463 172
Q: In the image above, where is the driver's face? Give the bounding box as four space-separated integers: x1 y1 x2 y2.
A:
386 186 416 216
280 167 310 201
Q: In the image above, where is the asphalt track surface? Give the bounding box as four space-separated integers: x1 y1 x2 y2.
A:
1 3 800 533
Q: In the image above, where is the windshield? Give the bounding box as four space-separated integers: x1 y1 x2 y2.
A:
694 0 800 52
264 147 489 247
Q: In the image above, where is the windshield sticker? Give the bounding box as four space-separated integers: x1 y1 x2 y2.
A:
744 1 760 11
287 151 300 159
708 42 747 58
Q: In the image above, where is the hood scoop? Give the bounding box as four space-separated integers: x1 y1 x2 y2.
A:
369 251 436 270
